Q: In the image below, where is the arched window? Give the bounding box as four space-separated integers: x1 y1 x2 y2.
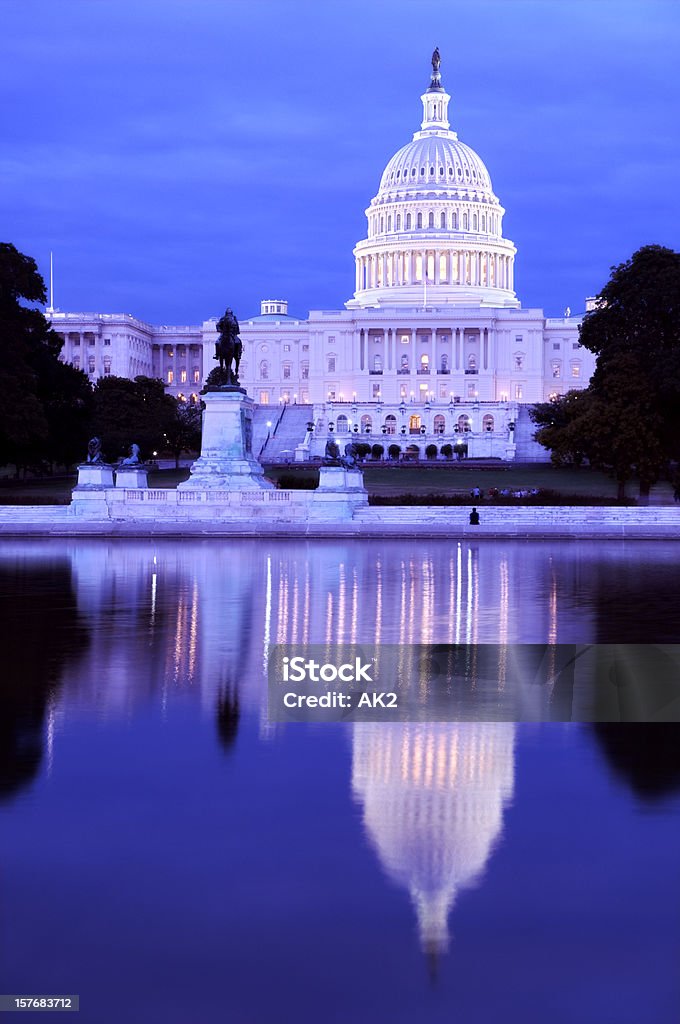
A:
373 354 382 372
483 414 495 432
428 212 434 228
361 414 372 433
396 214 401 230
336 414 349 433
406 213 412 229
463 213 469 230
440 211 446 228
433 414 446 434
387 215 392 230
417 212 423 228
259 360 269 380
440 353 449 372
457 414 470 432
380 217 384 233
481 215 486 231
473 214 478 231
384 414 397 434
452 212 458 229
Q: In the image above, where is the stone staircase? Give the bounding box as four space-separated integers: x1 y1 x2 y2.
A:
513 404 549 462
0 505 71 522
353 505 680 536
259 404 312 461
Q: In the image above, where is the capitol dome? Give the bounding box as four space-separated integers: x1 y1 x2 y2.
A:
347 50 519 310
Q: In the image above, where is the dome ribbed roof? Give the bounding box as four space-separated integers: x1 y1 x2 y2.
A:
378 135 493 197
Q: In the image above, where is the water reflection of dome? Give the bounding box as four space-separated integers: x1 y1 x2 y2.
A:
352 722 515 954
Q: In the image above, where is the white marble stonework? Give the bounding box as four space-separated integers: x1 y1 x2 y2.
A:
179 388 274 490
115 467 149 488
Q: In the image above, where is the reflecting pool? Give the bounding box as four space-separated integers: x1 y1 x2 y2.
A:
1 540 679 1023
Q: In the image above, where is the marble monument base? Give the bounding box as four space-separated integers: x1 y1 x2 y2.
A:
309 465 369 521
73 463 115 489
71 463 115 518
115 466 149 488
178 387 274 491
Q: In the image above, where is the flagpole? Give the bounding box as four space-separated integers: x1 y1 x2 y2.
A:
47 251 54 313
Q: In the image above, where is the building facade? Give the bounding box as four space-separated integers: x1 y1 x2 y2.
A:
50 53 596 461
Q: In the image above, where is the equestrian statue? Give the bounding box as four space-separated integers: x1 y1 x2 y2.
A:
213 307 243 386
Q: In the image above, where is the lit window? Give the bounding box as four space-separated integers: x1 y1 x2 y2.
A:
259 392 269 404
283 344 291 352
372 384 381 399
167 370 174 384
193 368 200 383
180 369 187 383
571 364 581 378
515 384 523 399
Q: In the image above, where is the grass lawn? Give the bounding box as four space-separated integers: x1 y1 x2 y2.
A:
266 463 675 502
0 463 674 504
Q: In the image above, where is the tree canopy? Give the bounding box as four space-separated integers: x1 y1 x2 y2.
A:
0 243 92 473
532 245 680 497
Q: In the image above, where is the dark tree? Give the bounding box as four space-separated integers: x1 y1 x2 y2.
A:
532 245 680 499
92 375 176 460
164 399 203 469
580 244 680 471
0 243 67 473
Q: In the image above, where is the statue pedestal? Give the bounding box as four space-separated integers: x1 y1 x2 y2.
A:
179 387 273 491
115 467 149 488
71 463 114 518
310 465 369 521
74 464 115 489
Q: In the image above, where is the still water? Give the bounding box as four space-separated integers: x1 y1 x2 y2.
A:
1 539 679 1023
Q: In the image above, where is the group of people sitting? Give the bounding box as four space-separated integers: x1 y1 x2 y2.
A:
470 486 540 499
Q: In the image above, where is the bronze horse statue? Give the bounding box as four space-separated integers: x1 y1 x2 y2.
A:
214 308 243 385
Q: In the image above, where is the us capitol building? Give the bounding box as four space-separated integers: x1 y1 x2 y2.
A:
49 51 596 461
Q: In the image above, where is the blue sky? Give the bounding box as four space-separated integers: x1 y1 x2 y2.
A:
2 0 679 321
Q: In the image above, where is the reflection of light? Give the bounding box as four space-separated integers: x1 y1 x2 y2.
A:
352 722 515 956
150 572 157 626
46 694 56 778
465 547 473 645
263 555 272 672
455 544 462 645
375 559 382 647
350 567 359 644
499 556 509 689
